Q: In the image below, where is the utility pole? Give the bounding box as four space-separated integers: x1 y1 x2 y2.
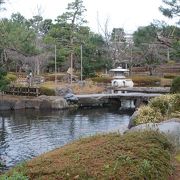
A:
55 44 57 85
167 47 170 61
130 42 133 74
70 38 73 85
80 44 83 82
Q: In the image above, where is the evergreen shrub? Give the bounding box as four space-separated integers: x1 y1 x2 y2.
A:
170 76 180 93
39 86 55 96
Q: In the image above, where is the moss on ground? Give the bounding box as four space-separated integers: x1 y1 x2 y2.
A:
1 131 174 180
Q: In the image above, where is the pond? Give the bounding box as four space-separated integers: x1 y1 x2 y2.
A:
0 108 132 169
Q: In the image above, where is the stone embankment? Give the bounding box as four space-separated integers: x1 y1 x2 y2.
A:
0 95 69 110
112 87 170 93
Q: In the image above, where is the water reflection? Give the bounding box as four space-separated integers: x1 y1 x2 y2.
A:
0 108 131 169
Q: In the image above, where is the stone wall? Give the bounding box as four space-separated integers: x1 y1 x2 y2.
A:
0 95 69 110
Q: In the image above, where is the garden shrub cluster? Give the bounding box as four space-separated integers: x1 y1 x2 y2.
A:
135 94 180 125
5 73 17 82
134 106 162 124
150 94 180 114
131 76 161 87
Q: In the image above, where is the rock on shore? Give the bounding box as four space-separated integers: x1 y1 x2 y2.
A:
128 118 180 147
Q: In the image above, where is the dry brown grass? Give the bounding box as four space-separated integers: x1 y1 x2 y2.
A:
72 83 104 94
160 78 173 87
41 80 105 94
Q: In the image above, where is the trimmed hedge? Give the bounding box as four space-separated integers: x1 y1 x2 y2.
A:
170 76 180 93
131 76 161 87
91 76 112 84
39 86 55 96
163 74 178 79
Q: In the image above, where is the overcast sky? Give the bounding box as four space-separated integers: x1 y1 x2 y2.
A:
1 0 175 33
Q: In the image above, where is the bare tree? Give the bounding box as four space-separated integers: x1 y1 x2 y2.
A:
5 48 51 75
96 15 135 70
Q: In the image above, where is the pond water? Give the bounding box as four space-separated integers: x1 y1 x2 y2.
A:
0 108 132 169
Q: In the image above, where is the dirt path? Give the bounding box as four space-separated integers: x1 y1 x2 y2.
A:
173 161 180 180
169 153 180 180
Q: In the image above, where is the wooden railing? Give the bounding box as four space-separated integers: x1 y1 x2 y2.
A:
4 86 40 96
